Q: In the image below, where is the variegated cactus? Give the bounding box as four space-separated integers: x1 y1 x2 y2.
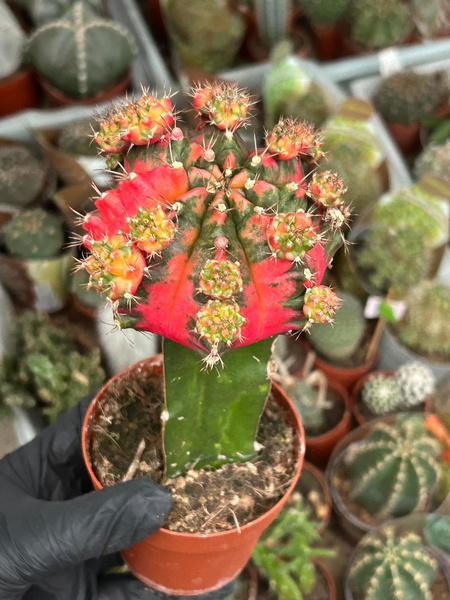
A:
78 83 350 477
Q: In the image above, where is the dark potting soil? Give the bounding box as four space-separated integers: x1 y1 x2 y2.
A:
305 393 345 438
90 366 298 534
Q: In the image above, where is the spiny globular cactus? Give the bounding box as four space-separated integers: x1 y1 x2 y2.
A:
0 144 47 208
349 528 438 600
78 82 350 477
3 208 64 260
394 362 436 408
361 374 401 415
344 415 442 519
298 0 350 25
348 0 414 50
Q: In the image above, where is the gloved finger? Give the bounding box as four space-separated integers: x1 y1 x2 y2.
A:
0 394 96 500
0 479 171 590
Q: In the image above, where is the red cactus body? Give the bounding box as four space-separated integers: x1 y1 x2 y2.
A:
83 84 349 366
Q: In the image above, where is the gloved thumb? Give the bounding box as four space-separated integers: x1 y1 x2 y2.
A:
5 479 171 585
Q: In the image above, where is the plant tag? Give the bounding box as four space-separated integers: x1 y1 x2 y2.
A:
378 48 402 77
364 296 406 321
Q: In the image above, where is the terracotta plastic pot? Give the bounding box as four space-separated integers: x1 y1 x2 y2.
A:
0 68 41 117
314 560 337 600
35 70 131 107
303 381 352 469
386 121 421 155
82 355 305 595
297 461 332 532
311 23 345 60
351 370 395 426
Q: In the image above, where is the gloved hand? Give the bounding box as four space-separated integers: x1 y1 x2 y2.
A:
0 394 172 600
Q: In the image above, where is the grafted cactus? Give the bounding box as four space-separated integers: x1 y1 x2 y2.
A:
349 528 438 600
79 83 350 477
344 416 442 519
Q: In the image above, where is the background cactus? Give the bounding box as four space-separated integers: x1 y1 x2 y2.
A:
0 311 105 422
80 83 350 476
27 2 137 98
21 0 104 26
255 0 292 50
58 118 99 156
344 415 442 518
362 374 401 415
394 281 450 361
0 144 47 208
348 0 414 50
349 528 438 600
3 208 64 260
298 0 350 25
0 0 26 80
309 291 366 364
395 361 436 407
415 140 450 183
374 71 445 126
411 0 450 39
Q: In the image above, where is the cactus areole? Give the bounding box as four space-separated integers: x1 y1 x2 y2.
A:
81 84 348 478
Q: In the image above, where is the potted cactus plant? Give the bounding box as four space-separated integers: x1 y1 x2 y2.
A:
76 82 351 593
26 2 137 106
0 207 73 312
297 0 349 60
326 413 444 541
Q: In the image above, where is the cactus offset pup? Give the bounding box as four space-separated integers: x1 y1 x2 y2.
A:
79 83 350 478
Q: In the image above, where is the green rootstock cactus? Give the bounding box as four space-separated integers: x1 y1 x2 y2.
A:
298 0 350 25
395 362 436 408
374 71 444 127
348 0 414 50
0 144 47 208
309 291 365 363
349 529 438 600
344 416 442 519
27 2 137 98
3 208 64 260
79 83 350 477
415 140 450 183
362 374 401 415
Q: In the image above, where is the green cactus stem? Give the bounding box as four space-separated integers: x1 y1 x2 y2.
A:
348 0 414 50
27 2 137 98
344 415 442 519
3 208 64 260
361 374 401 415
0 144 47 208
255 0 293 50
395 362 436 408
349 528 438 600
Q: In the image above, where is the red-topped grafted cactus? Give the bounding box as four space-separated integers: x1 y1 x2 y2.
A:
81 83 350 477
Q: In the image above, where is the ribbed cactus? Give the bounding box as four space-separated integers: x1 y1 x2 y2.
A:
298 0 350 25
255 0 293 50
344 415 442 518
374 71 444 127
0 0 26 80
27 2 137 98
3 208 64 260
349 528 438 600
309 291 365 363
395 362 436 407
0 145 47 208
348 0 414 50
22 0 104 26
79 83 350 476
361 374 401 415
395 281 450 361
160 0 245 73
415 141 450 183
58 118 99 156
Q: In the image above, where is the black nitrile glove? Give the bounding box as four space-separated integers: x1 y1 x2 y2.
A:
0 394 172 600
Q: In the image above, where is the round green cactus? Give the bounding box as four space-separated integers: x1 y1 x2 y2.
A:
374 71 444 127
349 528 438 600
348 0 414 50
27 2 137 98
309 291 365 363
0 145 47 208
395 361 436 408
0 1 26 80
3 208 64 260
361 374 401 415
58 118 99 156
298 0 350 25
415 141 450 183
344 415 442 519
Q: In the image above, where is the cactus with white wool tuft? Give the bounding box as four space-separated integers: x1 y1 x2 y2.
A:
344 415 442 519
395 362 436 408
349 528 438 600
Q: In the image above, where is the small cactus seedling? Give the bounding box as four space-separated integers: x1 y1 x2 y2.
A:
415 140 450 183
0 144 47 208
348 0 414 50
3 208 64 260
78 82 351 477
309 291 365 364
344 415 442 519
27 2 137 98
361 374 401 415
395 362 436 408
349 528 438 600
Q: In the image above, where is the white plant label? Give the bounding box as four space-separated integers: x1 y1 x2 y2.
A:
364 296 407 320
378 48 403 77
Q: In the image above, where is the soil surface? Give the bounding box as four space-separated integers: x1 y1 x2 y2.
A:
90 366 299 534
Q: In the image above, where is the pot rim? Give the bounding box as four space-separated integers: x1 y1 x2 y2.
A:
82 353 305 540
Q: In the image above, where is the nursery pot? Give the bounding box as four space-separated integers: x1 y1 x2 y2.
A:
0 69 41 117
310 23 345 61
82 355 305 595
297 461 332 532
351 370 394 426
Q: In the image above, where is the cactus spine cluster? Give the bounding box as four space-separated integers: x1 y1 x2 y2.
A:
0 144 47 208
362 374 401 415
309 291 365 363
298 0 350 25
344 416 442 519
349 528 438 600
3 208 64 260
27 2 137 98
395 362 436 407
348 0 414 50
374 71 444 127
